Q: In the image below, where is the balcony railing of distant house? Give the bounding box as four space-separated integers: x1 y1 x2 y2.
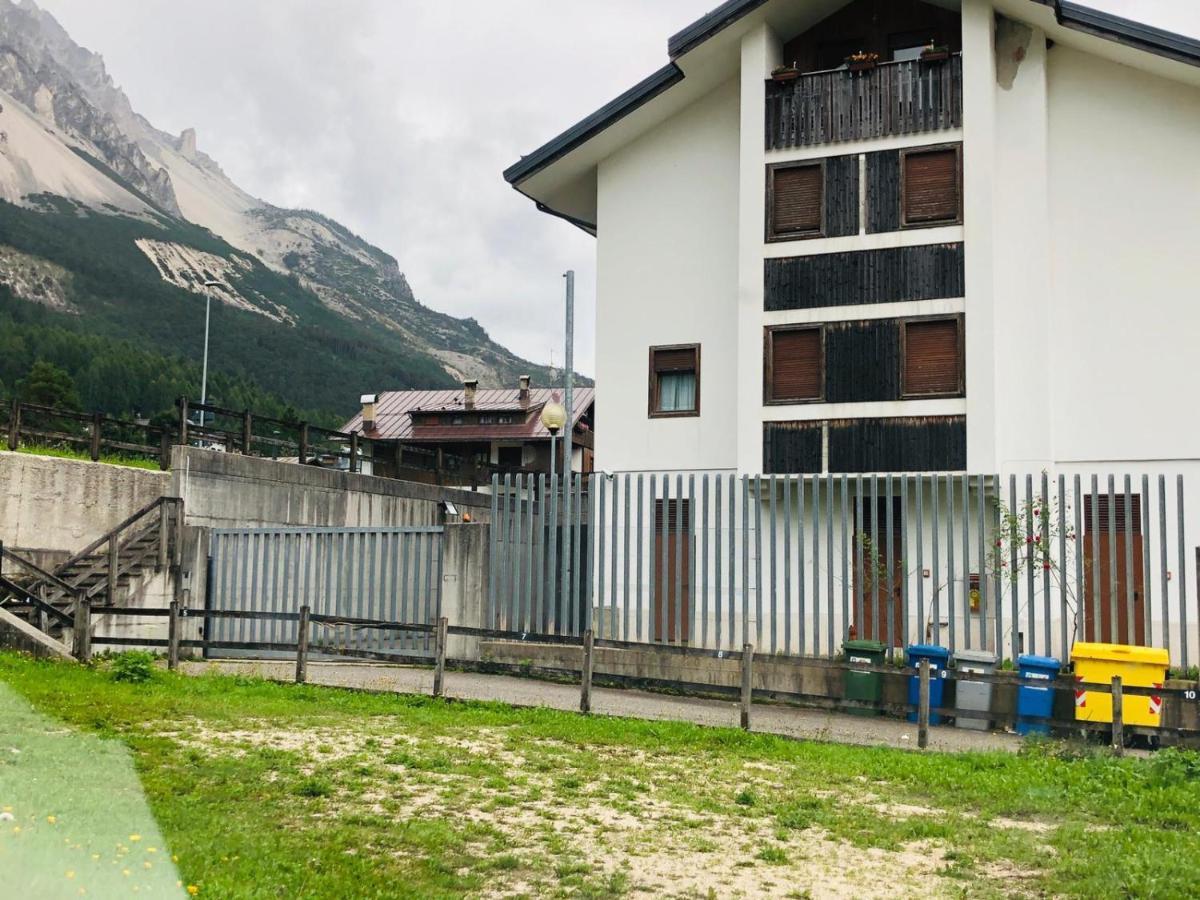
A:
765 54 963 151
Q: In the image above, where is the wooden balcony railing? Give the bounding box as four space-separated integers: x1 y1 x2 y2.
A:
765 55 962 151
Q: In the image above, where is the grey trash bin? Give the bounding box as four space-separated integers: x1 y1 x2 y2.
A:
954 649 998 731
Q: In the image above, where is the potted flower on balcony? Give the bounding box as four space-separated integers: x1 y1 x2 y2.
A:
845 51 880 73
920 41 951 62
771 63 800 83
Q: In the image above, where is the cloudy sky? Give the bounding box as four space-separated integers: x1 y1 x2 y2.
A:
35 0 1200 376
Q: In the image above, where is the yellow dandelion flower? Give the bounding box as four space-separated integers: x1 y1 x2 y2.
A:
172 855 179 863
47 815 57 824
91 854 100 861
129 834 141 842
122 868 131 877
147 847 157 853
144 862 152 869
65 870 75 879
187 885 200 896
2 805 12 812
12 826 20 834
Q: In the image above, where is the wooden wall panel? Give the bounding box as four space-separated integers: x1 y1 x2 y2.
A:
827 416 966 473
764 243 965 311
865 150 901 233
825 320 901 403
763 421 823 474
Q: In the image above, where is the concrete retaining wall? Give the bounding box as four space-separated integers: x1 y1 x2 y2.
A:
0 451 169 560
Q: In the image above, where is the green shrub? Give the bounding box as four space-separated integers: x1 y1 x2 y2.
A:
109 651 156 683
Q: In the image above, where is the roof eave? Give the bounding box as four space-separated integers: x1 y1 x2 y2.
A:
1052 1 1200 67
503 62 684 189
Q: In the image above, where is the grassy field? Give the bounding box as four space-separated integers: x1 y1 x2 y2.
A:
1 653 1199 899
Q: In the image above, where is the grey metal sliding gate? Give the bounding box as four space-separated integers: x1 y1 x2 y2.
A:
206 526 443 659
489 473 1193 668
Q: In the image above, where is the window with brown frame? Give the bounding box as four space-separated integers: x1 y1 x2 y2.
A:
649 344 700 418
901 145 961 226
901 317 963 397
767 161 824 240
765 325 823 403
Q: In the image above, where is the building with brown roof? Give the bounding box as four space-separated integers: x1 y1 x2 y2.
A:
342 377 595 487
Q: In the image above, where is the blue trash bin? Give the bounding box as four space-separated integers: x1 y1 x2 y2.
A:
1017 655 1061 736
906 645 951 724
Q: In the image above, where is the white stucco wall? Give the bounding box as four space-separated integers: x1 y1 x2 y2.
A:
1045 46 1200 465
594 77 741 473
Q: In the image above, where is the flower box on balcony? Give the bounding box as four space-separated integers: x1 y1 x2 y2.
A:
920 46 951 63
845 52 880 73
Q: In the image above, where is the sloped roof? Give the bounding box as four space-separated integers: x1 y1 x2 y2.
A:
504 0 1200 221
343 387 595 443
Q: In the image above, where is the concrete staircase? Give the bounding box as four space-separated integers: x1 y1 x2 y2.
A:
0 497 180 646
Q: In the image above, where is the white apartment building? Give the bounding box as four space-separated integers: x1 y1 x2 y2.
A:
502 0 1200 663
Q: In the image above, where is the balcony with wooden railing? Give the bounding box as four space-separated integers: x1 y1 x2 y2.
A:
765 55 962 151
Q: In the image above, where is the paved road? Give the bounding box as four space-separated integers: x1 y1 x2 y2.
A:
181 659 1026 754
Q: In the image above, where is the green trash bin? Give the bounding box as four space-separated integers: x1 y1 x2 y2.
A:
843 639 886 717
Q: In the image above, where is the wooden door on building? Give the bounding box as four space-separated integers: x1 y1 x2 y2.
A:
1082 495 1146 645
653 499 691 644
854 497 904 646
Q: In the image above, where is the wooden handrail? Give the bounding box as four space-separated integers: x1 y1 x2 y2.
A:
0 545 81 597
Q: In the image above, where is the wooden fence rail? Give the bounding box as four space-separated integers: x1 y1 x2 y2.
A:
75 606 1200 748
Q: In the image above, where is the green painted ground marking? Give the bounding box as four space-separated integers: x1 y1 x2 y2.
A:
0 682 185 898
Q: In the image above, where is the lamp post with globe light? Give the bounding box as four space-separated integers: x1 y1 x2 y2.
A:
540 399 567 479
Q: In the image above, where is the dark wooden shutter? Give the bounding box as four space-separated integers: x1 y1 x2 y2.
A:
772 164 823 235
653 347 696 373
1083 496 1143 533
904 319 960 395
903 148 959 224
770 328 822 400
654 500 692 529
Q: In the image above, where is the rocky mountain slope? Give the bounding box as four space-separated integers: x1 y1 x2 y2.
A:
0 0 562 418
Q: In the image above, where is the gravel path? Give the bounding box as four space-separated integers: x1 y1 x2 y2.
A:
181 659 1025 754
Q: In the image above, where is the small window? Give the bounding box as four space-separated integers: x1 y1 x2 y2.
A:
901 146 961 226
497 445 523 468
902 317 963 397
649 345 700 418
478 415 495 425
767 161 824 240
496 415 513 425
765 326 823 403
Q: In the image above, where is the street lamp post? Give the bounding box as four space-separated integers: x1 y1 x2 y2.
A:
540 401 567 479
200 280 223 424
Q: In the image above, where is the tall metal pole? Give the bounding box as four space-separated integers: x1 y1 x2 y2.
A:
562 271 575 619
201 292 211 409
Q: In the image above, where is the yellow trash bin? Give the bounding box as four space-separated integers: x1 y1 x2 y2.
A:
1071 643 1169 728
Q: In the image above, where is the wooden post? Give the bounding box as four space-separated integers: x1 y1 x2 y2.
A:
73 595 91 663
432 617 448 698
157 500 169 572
295 605 311 684
107 536 119 604
298 423 309 465
37 585 48 634
242 410 252 455
349 432 359 474
918 659 931 750
158 430 171 470
7 399 20 451
167 600 181 671
178 398 189 446
90 413 102 461
1111 676 1124 755
580 629 595 714
740 643 754 731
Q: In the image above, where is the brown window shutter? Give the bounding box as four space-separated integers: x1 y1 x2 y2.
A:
655 500 691 530
1083 496 1143 534
904 319 960 395
653 347 697 372
903 148 959 224
772 164 823 235
770 328 822 401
